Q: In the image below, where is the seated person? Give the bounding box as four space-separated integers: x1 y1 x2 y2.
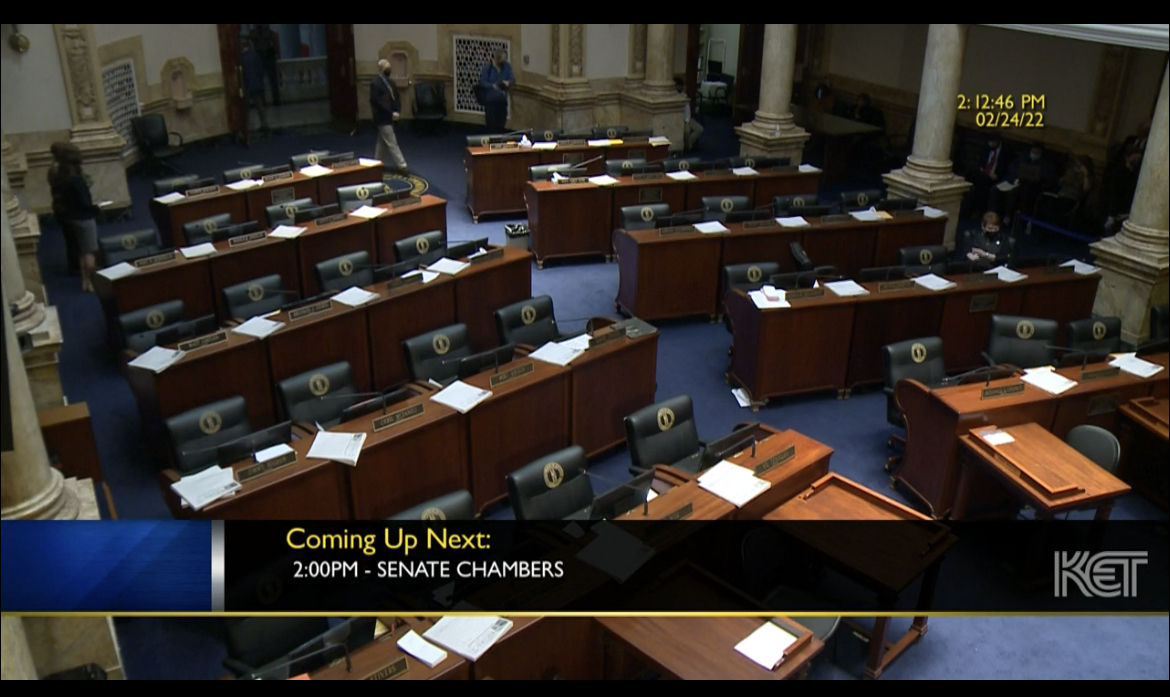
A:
965 212 1008 263
1004 141 1059 224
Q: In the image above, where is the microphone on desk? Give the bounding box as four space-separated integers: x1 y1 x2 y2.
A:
556 316 610 336
317 391 389 415
1136 338 1169 357
1044 345 1113 371
280 291 336 312
942 365 1008 387
576 154 605 169
582 470 651 518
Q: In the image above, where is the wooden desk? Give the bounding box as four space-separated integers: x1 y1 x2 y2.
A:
1116 396 1168 509
451 245 533 352
609 175 688 230
294 215 376 297
682 168 817 209
240 174 317 221
365 275 458 391
206 235 300 322
371 195 448 262
525 180 615 266
614 226 723 321
312 162 386 205
311 618 468 680
568 322 659 459
38 403 114 517
471 617 602 680
93 252 215 348
150 186 249 248
722 426 833 520
616 467 734 525
462 358 570 511
793 105 882 184
1049 355 1170 438
765 473 955 679
264 300 374 413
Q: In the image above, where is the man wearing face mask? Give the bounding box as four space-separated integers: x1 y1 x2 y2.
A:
478 49 514 132
964 211 1011 263
966 132 1007 219
371 58 409 174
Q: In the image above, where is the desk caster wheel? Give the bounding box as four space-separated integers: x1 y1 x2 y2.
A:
536 260 544 269
751 404 760 413
889 477 898 491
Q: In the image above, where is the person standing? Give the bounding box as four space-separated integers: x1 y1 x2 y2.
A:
241 40 269 139
47 144 79 277
48 143 100 292
370 59 409 174
250 24 281 106
478 49 514 132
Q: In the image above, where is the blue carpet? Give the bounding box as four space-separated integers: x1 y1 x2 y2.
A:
39 117 1167 679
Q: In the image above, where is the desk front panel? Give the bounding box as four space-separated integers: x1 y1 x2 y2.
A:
97 256 214 321
526 184 613 263
242 178 317 222
847 290 947 388
871 217 947 266
154 192 249 248
938 285 1026 371
799 222 878 279
266 308 373 415
1019 274 1100 330
373 196 449 263
465 148 541 217
207 238 300 322
609 180 688 231
315 165 384 205
615 231 722 321
753 170 821 202
453 247 533 352
295 218 376 297
571 334 659 458
683 175 755 210
473 617 602 680
178 458 350 520
719 225 804 273
367 280 457 390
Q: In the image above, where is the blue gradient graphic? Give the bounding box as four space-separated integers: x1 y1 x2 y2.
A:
1 521 211 611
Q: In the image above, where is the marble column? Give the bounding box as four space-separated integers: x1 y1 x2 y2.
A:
53 24 130 210
2 167 44 337
881 24 972 250
623 24 687 148
1090 63 1170 344
3 150 45 305
625 24 647 90
1 617 38 679
543 24 594 133
735 24 811 164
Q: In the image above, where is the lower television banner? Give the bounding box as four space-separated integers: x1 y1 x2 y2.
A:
2 520 1166 613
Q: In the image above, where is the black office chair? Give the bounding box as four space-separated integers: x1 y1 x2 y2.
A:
98 229 159 267
289 150 331 169
182 213 233 246
883 337 946 470
604 158 649 177
223 275 289 321
276 361 356 428
897 245 948 270
661 156 701 173
403 324 472 386
528 164 580 181
789 242 814 272
534 128 564 142
620 204 671 231
507 446 594 521
222 164 267 184
624 395 703 476
724 263 781 296
388 490 476 521
153 174 200 197
494 295 571 348
1065 425 1121 473
730 156 788 169
701 195 749 222
1150 305 1169 341
222 618 332 679
592 125 630 139
466 133 530 148
412 81 448 134
316 251 374 293
773 193 818 216
983 315 1059 370
1065 317 1122 355
165 396 251 474
264 198 316 228
393 230 445 262
119 300 185 354
337 182 391 213
838 189 883 212
131 114 184 174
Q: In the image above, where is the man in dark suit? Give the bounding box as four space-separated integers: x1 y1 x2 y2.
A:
249 24 281 106
966 132 1008 219
1004 142 1059 224
241 40 269 139
370 58 408 174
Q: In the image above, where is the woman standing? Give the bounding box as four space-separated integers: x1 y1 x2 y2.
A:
48 143 100 292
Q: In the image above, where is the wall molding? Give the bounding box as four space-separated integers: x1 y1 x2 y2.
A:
985 24 1169 51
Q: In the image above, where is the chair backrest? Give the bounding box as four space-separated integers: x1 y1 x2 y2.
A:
987 315 1059 368
277 361 355 426
289 150 331 169
223 275 287 321
605 158 647 177
414 81 445 109
133 114 169 148
165 395 252 474
789 242 813 272
858 266 908 282
662 156 701 173
1065 425 1121 473
730 155 788 169
316 251 373 293
723 263 781 294
507 446 593 520
773 193 818 216
495 295 559 347
403 324 471 384
1150 304 1169 341
592 125 629 139
394 230 445 262
533 128 564 142
153 174 200 196
883 337 946 389
223 618 332 676
264 198 315 228
336 181 390 212
222 164 267 184
120 300 185 351
620 204 671 231
769 270 819 290
1065 317 1122 355
388 490 475 521
624 395 701 473
99 229 159 266
898 245 948 268
701 195 749 222
182 213 234 245
839 188 883 211
528 163 579 181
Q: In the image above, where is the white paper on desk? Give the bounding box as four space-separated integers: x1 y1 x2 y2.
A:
574 521 655 582
348 205 387 219
732 166 759 177
698 460 771 507
913 274 956 292
299 164 332 177
153 192 185 203
529 342 584 367
749 290 790 309
1022 368 1078 395
431 380 492 414
358 157 382 167
775 216 810 228
180 243 217 259
531 141 558 150
170 466 240 511
733 387 752 408
225 179 260 191
825 280 870 297
798 164 821 173
403 269 440 284
99 200 114 207
850 207 884 222
587 139 611 147
666 170 697 181
128 346 184 373
397 630 448 668
232 316 284 339
96 262 138 281
996 180 1019 192
332 287 379 307
426 258 469 275
985 265 1027 283
694 221 730 234
1110 355 1165 379
254 443 294 464
920 206 947 219
734 621 798 671
649 136 671 146
559 334 592 352
423 617 513 662
1061 259 1099 275
588 174 619 186
308 431 365 466
979 429 1015 446
268 225 306 239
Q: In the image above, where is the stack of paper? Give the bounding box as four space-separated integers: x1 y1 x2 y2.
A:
734 621 798 670
1061 260 1099 275
978 429 1015 446
422 617 513 662
348 205 386 219
180 243 217 259
920 206 947 218
96 262 139 281
431 381 492 414
588 175 619 186
153 192 185 204
587 139 611 147
427 258 469 275
254 443 294 464
268 225 307 239
825 280 869 297
332 287 379 307
226 179 260 191
232 316 284 339
532 142 558 150
402 269 440 284
559 334 591 352
170 466 240 510
798 164 821 173
984 266 1027 283
299 164 332 177
1021 367 1078 395
732 166 759 177
775 216 810 228
574 521 655 582
128 347 184 373
666 170 697 181
1110 354 1165 378
694 221 730 234
849 208 884 222
528 342 584 367
307 431 366 466
358 158 382 167
913 274 956 291
749 290 790 309
698 461 771 507
397 631 448 669
733 387 752 408
649 136 671 146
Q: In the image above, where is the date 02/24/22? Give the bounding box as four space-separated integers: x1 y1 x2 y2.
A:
958 94 1045 128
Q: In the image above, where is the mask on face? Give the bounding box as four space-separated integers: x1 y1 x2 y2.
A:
1030 152 1041 162
983 225 999 236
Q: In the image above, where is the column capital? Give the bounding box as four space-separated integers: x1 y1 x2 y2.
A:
53 25 125 153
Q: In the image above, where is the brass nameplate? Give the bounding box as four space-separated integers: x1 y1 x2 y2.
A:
133 251 177 268
387 273 423 291
489 143 519 150
288 300 333 321
878 280 916 293
963 273 996 284
589 325 628 349
228 231 266 247
559 139 586 147
627 149 647 160
315 213 348 226
1082 366 1121 382
633 173 663 181
236 450 297 484
364 656 408 680
329 158 359 169
554 176 589 184
185 185 220 197
638 188 663 203
391 196 421 208
742 220 779 230
263 171 294 183
704 169 731 176
177 330 228 352
786 288 826 301
969 293 998 313
1043 265 1075 275
662 502 693 521
373 403 425 432
754 444 796 476
658 225 694 236
469 248 505 265
981 382 1026 400
820 214 852 223
1088 393 1119 416
270 187 296 204
489 361 535 387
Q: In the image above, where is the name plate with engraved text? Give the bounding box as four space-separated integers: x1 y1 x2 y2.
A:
1043 265 1075 275
177 330 228 353
229 231 267 247
133 251 177 268
489 361 535 388
1087 393 1119 416
314 213 348 226
263 171 294 183
704 169 731 177
633 173 664 181
185 185 220 197
878 280 916 293
288 300 333 321
363 656 408 681
329 158 359 169
386 274 423 291
488 143 519 151
372 403 425 433
786 288 826 301
391 196 421 209
657 225 694 237
270 187 296 204
742 220 780 230
637 187 663 203
554 176 589 185
1081 366 1121 382
589 325 628 349
962 273 997 284
981 382 1025 400
969 293 998 313
820 214 852 224
236 450 297 484
754 444 796 476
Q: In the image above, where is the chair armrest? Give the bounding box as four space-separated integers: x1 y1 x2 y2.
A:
169 132 184 146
